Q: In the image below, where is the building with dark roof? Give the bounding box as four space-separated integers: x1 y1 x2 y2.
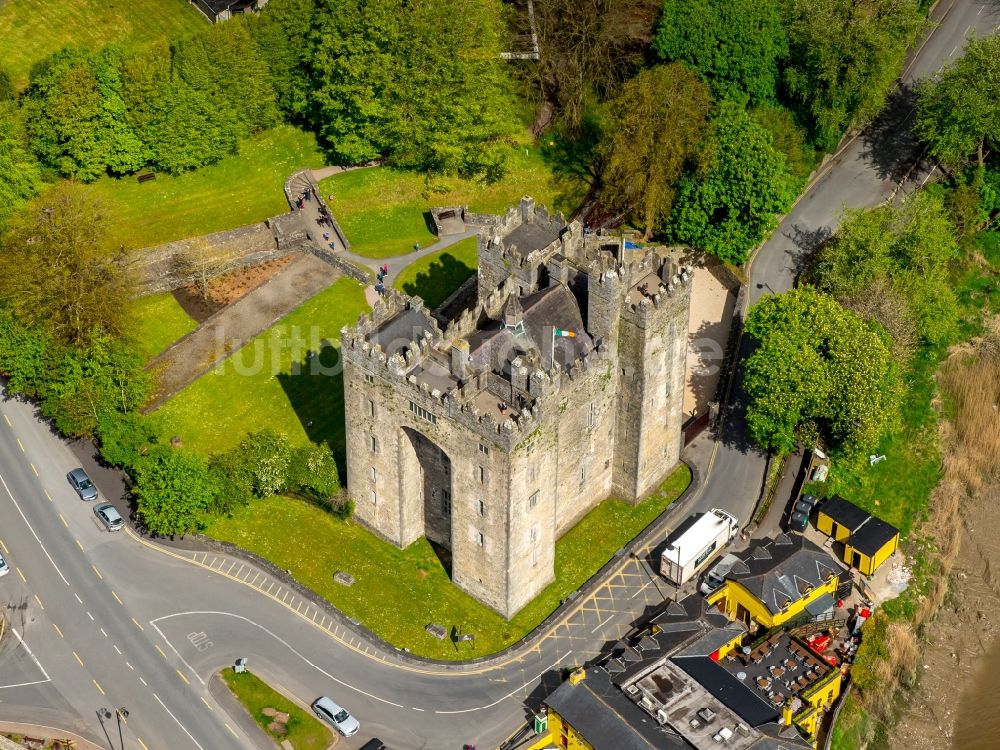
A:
342 198 693 618
816 496 900 576
705 535 849 631
190 0 267 23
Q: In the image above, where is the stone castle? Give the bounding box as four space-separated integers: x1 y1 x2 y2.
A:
341 198 693 619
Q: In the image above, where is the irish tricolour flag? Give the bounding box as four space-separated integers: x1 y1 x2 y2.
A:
554 329 575 338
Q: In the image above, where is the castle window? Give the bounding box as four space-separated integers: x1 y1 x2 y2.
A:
409 401 437 425
479 443 489 455
528 462 538 481
368 466 376 482
532 547 540 566
364 373 375 384
528 490 539 509
579 463 587 487
441 490 451 515
529 526 538 544
477 499 485 516
368 434 378 453
476 531 485 547
369 490 376 505
477 465 486 484
366 398 375 418
588 402 597 428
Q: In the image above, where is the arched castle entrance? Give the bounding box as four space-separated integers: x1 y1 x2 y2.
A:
399 427 453 568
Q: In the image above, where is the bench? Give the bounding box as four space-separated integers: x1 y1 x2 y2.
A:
136 172 156 183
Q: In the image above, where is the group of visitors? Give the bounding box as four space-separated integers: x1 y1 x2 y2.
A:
374 263 390 297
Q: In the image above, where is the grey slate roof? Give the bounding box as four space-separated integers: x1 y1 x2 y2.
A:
724 536 842 616
372 307 436 354
544 667 693 750
671 655 780 728
503 221 559 256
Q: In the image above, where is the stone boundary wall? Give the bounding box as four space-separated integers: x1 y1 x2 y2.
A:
432 273 478 326
153 458 701 672
133 222 298 295
306 246 370 283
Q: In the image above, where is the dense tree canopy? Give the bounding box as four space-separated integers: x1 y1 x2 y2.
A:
915 34 1000 169
0 184 134 346
744 287 901 455
0 107 42 230
310 0 519 180
248 0 316 118
134 446 221 536
654 0 788 105
667 107 795 264
601 63 712 238
814 191 960 347
782 0 924 150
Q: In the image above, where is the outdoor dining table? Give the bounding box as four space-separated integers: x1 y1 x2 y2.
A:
770 666 785 678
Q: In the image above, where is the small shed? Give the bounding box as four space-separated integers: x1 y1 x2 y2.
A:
816 496 899 576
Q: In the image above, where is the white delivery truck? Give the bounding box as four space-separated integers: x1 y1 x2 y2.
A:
660 508 740 586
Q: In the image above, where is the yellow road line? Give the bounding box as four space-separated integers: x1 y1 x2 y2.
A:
15 567 25 583
73 651 84 667
91 564 103 580
112 590 123 605
16 438 24 452
132 617 144 631
33 594 44 610
224 723 239 739
30 463 38 476
201 696 214 711
58 513 68 528
176 669 189 685
93 679 105 696
75 539 84 552
0 539 7 554
3 414 11 426
137 738 149 750
52 623 63 638
44 489 52 503
154 644 167 659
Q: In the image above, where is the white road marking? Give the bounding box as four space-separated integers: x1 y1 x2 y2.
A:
74 593 82 604
153 693 206 750
0 628 52 689
100 628 108 637
0 469 70 585
629 576 659 599
151 611 405 708
591 614 614 633
127 662 134 670
148 621 207 687
435 650 575 714
86 612 94 621
114 645 122 655
250 572 260 585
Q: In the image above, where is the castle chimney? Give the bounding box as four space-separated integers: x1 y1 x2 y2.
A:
519 196 536 222
511 356 528 392
660 257 676 285
451 339 469 377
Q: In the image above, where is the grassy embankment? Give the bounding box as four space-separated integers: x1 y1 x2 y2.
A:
220 669 332 750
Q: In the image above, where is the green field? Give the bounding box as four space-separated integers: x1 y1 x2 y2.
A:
91 126 326 248
0 0 207 89
204 464 691 659
220 669 331 750
133 293 198 360
156 278 368 463
321 142 577 259
393 236 478 308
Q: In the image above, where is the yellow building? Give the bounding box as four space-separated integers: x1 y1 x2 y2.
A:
706 535 844 631
816 496 899 576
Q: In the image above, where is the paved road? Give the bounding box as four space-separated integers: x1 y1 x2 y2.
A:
0 2 998 749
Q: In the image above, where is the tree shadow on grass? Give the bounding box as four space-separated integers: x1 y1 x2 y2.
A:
399 252 476 309
276 342 348 482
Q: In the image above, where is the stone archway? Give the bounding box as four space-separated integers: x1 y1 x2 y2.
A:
399 427 454 569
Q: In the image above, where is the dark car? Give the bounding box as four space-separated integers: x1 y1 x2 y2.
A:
359 740 386 750
68 468 98 501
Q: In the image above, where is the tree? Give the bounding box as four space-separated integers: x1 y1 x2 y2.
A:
534 0 660 133
0 105 42 230
744 287 901 455
601 63 712 238
814 191 960 345
134 446 221 536
915 34 1000 169
654 0 787 105
0 184 135 347
0 67 14 102
782 0 924 150
289 444 341 499
310 0 519 179
667 107 795 264
249 0 316 117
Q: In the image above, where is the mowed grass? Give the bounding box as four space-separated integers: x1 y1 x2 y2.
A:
321 142 572 259
0 0 206 89
394 236 478 308
156 278 368 462
203 465 691 659
91 126 326 248
132 293 197 360
220 669 332 750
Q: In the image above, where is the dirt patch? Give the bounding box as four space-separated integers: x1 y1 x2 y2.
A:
172 256 296 323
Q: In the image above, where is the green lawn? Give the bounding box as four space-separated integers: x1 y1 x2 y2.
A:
156 277 368 463
0 0 207 90
90 125 326 248
133 293 197 360
203 464 691 660
220 669 331 750
394 236 478 308
321 142 577 259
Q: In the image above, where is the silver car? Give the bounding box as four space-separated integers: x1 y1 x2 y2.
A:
94 503 124 532
0 550 9 577
700 553 741 596
68 468 98 501
311 696 360 737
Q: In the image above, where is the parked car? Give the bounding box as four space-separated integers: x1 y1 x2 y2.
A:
359 740 386 750
94 503 124 532
68 468 98 501
311 696 360 737
700 553 741 595
0 550 9 577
